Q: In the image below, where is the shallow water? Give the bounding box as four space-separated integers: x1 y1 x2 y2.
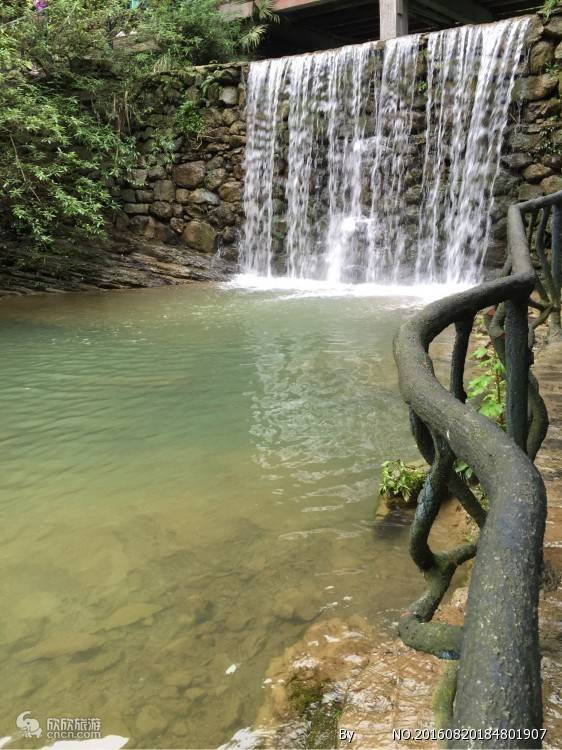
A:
0 284 442 748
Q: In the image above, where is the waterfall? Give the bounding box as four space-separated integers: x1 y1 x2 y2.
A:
240 18 529 286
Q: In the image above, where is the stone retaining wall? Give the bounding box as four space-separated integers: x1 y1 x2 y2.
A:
115 63 248 264
116 12 562 273
492 12 562 265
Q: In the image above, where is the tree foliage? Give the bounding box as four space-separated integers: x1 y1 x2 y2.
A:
0 0 255 248
541 0 562 20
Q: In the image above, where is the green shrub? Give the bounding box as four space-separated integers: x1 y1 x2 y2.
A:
175 100 204 139
0 0 262 249
541 0 562 20
466 344 506 426
379 460 427 507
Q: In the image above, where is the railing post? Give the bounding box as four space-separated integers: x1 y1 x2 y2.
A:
551 205 562 334
380 0 408 40
505 296 530 451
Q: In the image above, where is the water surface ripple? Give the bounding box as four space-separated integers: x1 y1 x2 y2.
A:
1 285 436 747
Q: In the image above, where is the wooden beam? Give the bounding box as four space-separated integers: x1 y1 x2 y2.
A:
268 17 344 48
221 0 494 36
412 0 493 24
380 0 408 40
220 0 341 19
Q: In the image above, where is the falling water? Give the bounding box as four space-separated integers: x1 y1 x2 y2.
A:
240 18 529 286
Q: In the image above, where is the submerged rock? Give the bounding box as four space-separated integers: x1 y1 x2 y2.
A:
163 670 193 688
98 602 162 631
19 632 102 662
135 705 168 739
85 648 123 673
273 590 319 623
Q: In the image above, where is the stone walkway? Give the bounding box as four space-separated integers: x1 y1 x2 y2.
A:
533 341 562 748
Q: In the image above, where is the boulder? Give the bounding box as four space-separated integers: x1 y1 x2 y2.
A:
150 201 173 220
148 165 166 180
523 163 553 182
153 180 176 202
209 204 237 227
493 171 519 196
544 15 562 39
124 203 150 215
204 107 223 129
114 212 129 232
525 98 561 122
513 74 559 102
542 154 562 170
136 705 168 739
216 66 242 83
229 135 246 147
19 633 102 662
207 155 225 170
170 217 185 234
163 671 193 688
172 721 189 738
529 40 554 73
541 175 562 194
508 130 542 151
484 240 507 269
182 221 217 253
153 222 180 245
121 189 136 202
556 41 562 61
188 189 220 205
98 603 162 631
219 86 239 106
135 190 153 203
204 168 227 190
85 649 123 674
518 183 544 201
229 120 246 135
526 15 545 44
273 590 319 623
173 161 206 188
218 180 243 202
502 153 533 170
126 169 147 188
175 188 191 204
129 215 152 235
223 109 238 126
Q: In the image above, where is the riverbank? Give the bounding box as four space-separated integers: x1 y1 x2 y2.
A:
240 335 562 750
331 338 562 749
238 498 472 749
0 234 236 296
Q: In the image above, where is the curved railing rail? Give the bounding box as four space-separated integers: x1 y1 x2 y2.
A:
394 189 562 748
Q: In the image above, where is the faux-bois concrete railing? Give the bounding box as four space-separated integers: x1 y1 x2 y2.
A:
394 190 562 748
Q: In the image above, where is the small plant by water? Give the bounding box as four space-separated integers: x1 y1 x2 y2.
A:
466 342 506 427
379 460 427 508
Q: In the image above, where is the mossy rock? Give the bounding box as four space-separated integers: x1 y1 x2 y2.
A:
287 678 342 749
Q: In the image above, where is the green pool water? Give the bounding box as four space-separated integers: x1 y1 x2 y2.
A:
0 284 437 748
